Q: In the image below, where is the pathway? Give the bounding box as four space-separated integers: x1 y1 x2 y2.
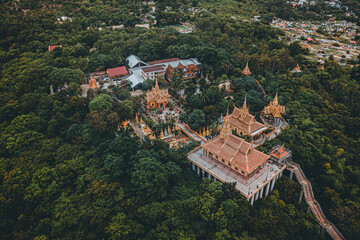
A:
286 161 345 240
129 119 145 140
178 122 207 144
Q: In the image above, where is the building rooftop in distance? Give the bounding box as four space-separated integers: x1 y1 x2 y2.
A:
107 66 128 78
142 65 166 73
148 58 181 65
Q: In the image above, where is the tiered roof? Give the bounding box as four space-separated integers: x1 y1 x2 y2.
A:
165 62 200 79
229 98 266 135
269 146 290 160
263 92 285 118
202 112 269 175
145 78 170 104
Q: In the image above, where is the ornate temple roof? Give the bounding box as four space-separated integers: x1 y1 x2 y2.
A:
263 92 285 118
165 62 200 79
202 112 269 175
145 78 170 103
229 97 266 135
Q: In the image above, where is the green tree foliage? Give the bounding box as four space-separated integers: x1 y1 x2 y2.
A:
89 94 113 111
0 1 359 239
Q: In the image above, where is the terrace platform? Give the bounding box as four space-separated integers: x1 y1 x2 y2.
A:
187 147 286 201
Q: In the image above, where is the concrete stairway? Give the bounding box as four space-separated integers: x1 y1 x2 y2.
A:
287 161 345 240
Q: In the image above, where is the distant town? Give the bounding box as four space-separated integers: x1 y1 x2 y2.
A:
272 18 359 65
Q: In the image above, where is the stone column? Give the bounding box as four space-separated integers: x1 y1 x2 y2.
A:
202 169 205 178
299 189 304 204
197 166 200 176
255 190 260 201
290 171 294 180
192 163 195 171
208 173 211 180
214 177 216 182
265 181 271 197
250 195 255 205
270 177 276 192
259 187 264 199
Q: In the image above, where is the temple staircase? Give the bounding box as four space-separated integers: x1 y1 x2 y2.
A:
286 161 345 240
178 122 207 144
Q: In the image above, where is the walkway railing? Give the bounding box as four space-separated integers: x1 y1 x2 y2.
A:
286 161 345 240
178 122 207 144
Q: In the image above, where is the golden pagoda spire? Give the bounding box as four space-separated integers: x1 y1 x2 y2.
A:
160 128 165 139
242 61 251 75
202 127 206 136
89 75 98 89
273 91 279 105
217 123 220 132
167 125 172 135
242 95 248 110
149 133 156 140
206 126 210 136
154 77 160 92
175 121 180 131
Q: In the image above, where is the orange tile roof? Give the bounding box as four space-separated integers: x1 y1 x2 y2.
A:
202 133 269 175
230 99 265 135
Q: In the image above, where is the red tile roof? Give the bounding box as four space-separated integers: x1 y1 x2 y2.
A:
142 65 165 73
148 58 180 65
49 45 62 51
107 66 128 78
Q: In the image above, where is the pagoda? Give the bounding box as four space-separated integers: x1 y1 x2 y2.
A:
291 64 301 73
145 78 170 109
187 112 286 204
228 97 267 139
262 92 285 122
242 62 252 75
202 112 269 179
88 76 98 89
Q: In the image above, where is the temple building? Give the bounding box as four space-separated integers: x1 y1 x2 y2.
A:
262 92 285 124
242 62 251 75
165 62 200 81
291 64 301 73
145 78 170 109
228 97 267 140
187 112 286 205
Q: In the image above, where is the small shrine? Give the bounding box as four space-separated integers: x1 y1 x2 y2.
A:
291 64 301 73
145 78 170 109
88 76 98 89
262 92 285 122
242 62 252 75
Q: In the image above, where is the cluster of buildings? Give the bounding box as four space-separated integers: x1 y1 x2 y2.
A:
117 52 290 205
126 55 201 89
271 18 360 65
187 101 290 205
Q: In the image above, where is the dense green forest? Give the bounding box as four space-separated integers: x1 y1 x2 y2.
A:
0 0 359 239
